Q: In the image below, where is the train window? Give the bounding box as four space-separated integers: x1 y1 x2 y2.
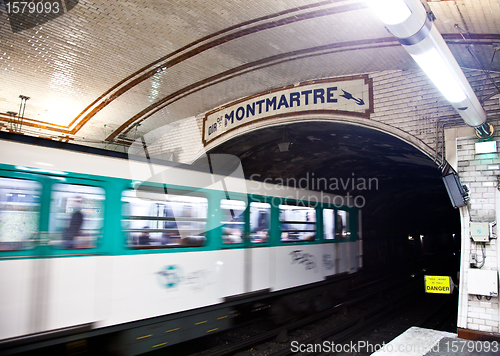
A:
323 209 336 240
122 190 208 248
221 199 246 244
279 205 316 242
49 184 105 249
0 177 41 251
249 202 270 243
336 210 350 239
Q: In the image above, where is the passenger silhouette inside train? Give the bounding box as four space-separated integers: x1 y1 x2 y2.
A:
336 212 346 239
222 209 243 244
63 197 84 249
162 204 178 245
304 211 316 241
253 212 269 243
138 227 150 246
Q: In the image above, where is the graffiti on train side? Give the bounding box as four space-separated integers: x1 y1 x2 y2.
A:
290 250 318 272
157 265 212 291
322 253 334 270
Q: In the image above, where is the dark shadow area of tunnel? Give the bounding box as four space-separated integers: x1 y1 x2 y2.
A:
199 121 461 274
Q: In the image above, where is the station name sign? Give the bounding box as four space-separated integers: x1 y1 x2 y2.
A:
202 75 373 145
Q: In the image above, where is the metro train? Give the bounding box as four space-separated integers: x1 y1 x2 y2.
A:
0 133 362 355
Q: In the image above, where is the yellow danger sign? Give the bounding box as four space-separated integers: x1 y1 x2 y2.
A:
425 275 453 294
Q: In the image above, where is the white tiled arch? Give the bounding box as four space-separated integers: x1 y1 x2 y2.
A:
196 112 441 167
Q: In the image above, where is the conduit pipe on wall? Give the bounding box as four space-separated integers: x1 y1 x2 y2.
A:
367 0 493 138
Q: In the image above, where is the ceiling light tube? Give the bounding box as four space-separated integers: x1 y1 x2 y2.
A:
366 0 411 25
366 0 491 137
410 47 467 103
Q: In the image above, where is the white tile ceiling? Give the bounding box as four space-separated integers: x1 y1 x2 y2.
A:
0 0 499 146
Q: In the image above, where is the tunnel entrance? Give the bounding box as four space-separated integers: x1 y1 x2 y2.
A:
199 121 461 271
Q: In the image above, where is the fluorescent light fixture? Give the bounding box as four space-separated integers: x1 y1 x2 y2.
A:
366 0 412 25
410 47 467 103
475 141 497 154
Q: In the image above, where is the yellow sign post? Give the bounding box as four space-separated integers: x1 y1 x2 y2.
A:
424 275 453 294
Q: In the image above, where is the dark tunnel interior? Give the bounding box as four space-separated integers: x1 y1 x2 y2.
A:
202 121 461 270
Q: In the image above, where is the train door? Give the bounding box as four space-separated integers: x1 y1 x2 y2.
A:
218 199 271 297
274 203 323 291
218 197 246 298
245 201 272 293
0 171 112 339
0 171 45 340
42 177 110 332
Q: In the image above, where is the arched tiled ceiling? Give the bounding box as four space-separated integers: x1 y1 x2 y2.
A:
0 0 499 145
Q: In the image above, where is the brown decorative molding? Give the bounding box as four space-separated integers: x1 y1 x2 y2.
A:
108 40 393 142
457 327 500 341
2 1 369 139
104 33 500 142
0 112 75 133
76 1 368 135
72 0 349 130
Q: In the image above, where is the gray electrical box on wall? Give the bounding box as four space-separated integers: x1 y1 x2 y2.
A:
470 222 490 242
442 173 467 208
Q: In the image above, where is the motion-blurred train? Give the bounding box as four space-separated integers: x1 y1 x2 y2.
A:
0 132 362 355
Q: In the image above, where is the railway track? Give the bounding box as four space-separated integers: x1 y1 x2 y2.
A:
159 270 425 356
163 253 458 356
